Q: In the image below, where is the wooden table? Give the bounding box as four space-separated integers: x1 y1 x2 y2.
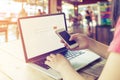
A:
0 20 9 42
0 20 19 42
0 40 105 80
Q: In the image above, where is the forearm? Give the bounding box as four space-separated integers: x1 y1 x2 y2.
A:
98 52 120 80
60 66 85 80
88 37 109 59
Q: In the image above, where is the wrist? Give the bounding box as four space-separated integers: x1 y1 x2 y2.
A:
59 65 75 75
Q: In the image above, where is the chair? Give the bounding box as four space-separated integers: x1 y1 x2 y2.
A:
0 20 9 42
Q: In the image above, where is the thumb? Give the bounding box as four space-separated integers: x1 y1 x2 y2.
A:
69 33 79 41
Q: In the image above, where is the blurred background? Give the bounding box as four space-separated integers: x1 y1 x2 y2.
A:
0 0 113 45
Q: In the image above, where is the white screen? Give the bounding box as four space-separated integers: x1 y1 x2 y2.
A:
19 14 66 59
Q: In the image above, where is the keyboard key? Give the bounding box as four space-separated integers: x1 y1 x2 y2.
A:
65 50 85 60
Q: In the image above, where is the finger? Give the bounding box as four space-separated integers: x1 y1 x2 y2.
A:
60 39 65 43
61 40 69 47
66 46 71 50
44 60 51 66
64 43 68 47
46 56 53 61
56 53 64 58
71 46 80 50
69 33 79 41
49 54 56 58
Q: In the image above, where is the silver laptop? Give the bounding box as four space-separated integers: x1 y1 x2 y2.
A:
18 13 100 80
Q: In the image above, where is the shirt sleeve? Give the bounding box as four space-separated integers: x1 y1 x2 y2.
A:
108 17 120 53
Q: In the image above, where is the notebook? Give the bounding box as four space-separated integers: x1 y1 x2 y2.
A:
18 13 100 80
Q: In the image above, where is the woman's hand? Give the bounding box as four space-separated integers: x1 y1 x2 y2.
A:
61 33 89 50
45 54 72 73
45 33 89 74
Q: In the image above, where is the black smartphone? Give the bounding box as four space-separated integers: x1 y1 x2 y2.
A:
56 29 78 49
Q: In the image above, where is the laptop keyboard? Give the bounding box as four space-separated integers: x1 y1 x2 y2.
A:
65 50 85 60
34 50 85 69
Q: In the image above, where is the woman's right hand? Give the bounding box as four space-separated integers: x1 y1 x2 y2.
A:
61 33 89 50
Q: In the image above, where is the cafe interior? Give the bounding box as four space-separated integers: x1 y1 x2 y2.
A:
0 0 113 45
0 0 114 80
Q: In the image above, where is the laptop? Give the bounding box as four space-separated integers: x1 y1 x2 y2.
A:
18 13 100 80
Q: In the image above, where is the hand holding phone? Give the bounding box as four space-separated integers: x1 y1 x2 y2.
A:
56 29 78 49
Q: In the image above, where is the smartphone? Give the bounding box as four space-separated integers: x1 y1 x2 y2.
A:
56 29 78 49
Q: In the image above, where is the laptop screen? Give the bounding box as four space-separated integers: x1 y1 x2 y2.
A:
18 13 67 60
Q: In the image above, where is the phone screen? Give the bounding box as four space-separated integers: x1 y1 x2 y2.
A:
59 31 76 45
